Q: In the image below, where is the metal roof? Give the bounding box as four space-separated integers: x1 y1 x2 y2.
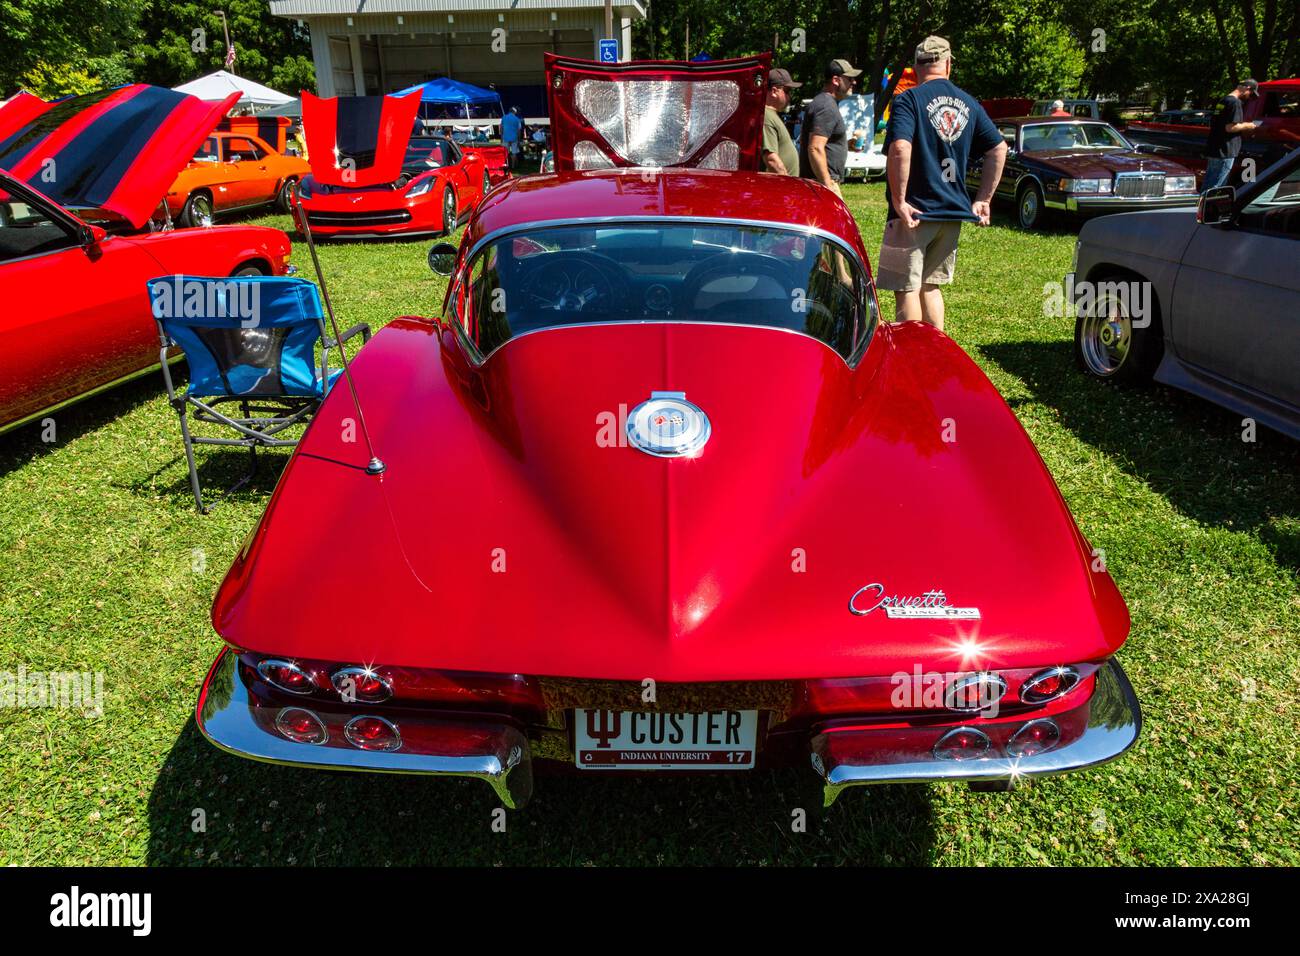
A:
270 0 645 17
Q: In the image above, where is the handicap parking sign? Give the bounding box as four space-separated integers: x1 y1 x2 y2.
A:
599 38 618 63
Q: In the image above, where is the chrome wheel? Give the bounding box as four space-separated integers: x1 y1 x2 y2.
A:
442 187 457 233
1018 186 1041 228
187 193 213 227
277 179 296 212
1078 294 1132 376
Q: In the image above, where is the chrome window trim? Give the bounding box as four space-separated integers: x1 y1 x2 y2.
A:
448 215 876 370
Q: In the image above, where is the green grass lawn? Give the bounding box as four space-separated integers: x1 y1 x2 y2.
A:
1 184 1296 866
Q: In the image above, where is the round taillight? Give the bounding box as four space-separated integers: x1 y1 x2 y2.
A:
933 726 991 760
275 707 328 745
1020 666 1081 704
944 672 1008 712
1007 719 1061 758
344 715 401 752
331 666 393 703
256 658 316 695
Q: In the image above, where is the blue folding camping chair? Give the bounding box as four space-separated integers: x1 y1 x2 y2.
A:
147 274 370 512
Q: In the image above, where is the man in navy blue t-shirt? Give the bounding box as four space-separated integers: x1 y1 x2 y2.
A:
876 36 1006 332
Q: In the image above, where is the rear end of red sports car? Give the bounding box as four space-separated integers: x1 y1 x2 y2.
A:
196 55 1139 809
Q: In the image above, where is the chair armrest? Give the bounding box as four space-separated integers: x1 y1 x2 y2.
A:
324 322 371 347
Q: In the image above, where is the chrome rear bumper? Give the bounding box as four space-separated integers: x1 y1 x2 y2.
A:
810 658 1141 806
197 649 1138 812
196 650 533 808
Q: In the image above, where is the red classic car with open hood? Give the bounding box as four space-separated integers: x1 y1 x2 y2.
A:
196 55 1141 809
0 85 293 433
290 91 499 239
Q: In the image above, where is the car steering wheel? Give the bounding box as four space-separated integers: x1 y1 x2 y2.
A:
681 253 794 311
803 273 862 326
518 252 629 314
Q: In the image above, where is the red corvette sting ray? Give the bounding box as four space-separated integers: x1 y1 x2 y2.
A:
197 56 1140 809
0 85 293 433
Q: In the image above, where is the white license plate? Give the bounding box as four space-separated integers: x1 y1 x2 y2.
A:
574 709 758 770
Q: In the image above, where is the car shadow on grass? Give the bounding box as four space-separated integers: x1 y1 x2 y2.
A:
981 339 1300 575
147 716 938 866
0 374 166 480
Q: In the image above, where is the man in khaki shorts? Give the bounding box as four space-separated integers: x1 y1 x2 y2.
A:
877 36 1006 332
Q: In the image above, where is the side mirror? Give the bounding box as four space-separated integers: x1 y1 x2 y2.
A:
79 223 107 248
428 242 458 276
1197 185 1236 225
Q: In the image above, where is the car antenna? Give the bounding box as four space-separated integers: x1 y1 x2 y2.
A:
292 187 386 476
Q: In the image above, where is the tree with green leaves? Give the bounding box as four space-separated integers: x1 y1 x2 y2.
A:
636 0 1297 118
127 0 313 93
0 0 144 97
0 0 312 99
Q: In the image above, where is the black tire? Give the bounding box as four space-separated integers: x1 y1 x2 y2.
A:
1072 270 1163 384
231 263 266 277
1016 181 1045 229
275 178 297 212
181 191 214 228
441 185 457 235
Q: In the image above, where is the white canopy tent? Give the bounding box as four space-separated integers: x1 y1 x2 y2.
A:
173 70 294 109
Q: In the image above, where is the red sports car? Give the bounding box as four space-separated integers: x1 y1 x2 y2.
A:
0 85 293 433
197 55 1140 809
293 134 498 239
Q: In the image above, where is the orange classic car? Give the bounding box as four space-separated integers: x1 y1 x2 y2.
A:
166 130 310 226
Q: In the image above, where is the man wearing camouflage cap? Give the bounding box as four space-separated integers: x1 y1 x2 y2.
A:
876 36 1006 332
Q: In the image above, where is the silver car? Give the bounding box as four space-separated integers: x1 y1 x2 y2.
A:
1070 145 1300 440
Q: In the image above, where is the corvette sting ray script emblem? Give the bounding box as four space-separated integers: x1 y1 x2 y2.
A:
849 583 982 619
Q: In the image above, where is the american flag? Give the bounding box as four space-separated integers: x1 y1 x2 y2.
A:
225 43 237 69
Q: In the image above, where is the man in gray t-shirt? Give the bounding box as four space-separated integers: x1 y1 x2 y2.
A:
799 58 861 195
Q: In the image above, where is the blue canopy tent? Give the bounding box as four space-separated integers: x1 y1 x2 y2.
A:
394 77 503 121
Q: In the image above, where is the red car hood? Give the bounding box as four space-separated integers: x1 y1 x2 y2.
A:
214 320 1129 683
0 85 238 229
301 91 422 187
545 53 769 172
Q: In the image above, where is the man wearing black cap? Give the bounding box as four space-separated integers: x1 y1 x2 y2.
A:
798 58 861 195
876 36 1005 333
1204 79 1262 192
763 68 802 176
